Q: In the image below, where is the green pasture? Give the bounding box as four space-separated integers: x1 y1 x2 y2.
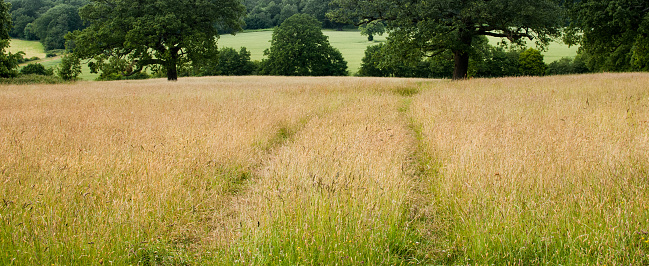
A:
37 57 99 81
219 29 387 74
486 36 579 62
7 39 47 59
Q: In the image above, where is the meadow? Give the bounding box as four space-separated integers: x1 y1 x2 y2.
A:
1 73 647 264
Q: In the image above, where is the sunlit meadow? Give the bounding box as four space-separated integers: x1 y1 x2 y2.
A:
411 73 649 264
1 73 647 264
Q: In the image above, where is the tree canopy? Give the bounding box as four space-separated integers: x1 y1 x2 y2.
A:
67 0 245 81
8 0 88 49
259 14 348 76
567 0 649 71
1 0 22 78
242 0 344 30
329 0 565 79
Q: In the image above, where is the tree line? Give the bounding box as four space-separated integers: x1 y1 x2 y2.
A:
1 0 647 82
7 0 87 50
243 0 344 30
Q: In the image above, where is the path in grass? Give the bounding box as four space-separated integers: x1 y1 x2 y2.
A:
222 78 434 264
0 77 351 264
0 76 433 264
2 74 646 264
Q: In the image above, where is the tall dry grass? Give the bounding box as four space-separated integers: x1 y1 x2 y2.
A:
2 73 647 264
0 76 428 264
229 88 421 264
411 73 649 264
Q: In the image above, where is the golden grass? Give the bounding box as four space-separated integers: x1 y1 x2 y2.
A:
1 73 647 264
411 73 649 263
0 76 428 264
231 88 418 263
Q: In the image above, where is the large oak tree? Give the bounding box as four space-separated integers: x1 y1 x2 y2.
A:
68 0 245 81
329 0 565 79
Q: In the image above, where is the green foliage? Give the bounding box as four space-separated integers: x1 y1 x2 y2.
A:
0 73 62 84
260 14 348 76
546 55 590 76
357 43 389 77
68 0 245 81
359 37 530 79
0 0 21 78
329 0 565 79
243 0 341 30
0 48 22 78
567 0 649 72
518 48 546 76
88 55 150 81
8 0 89 48
631 35 649 71
57 53 81 80
29 4 84 50
469 37 522 78
200 47 256 76
20 62 52 75
359 20 385 41
357 43 434 78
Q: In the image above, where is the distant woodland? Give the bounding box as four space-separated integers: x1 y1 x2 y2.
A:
7 0 341 51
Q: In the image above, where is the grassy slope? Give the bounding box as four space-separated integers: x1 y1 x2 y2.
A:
8 39 99 80
7 39 47 59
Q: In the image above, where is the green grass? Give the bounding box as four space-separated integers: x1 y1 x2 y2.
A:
487 36 579 62
8 39 47 59
219 29 387 74
1 74 647 264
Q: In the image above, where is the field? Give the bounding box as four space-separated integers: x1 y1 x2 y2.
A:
1 73 647 264
7 39 47 59
219 30 389 74
219 30 578 74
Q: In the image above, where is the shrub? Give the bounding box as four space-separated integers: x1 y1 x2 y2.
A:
0 50 23 78
470 43 522 78
357 43 436 78
219 47 256 76
0 74 62 84
545 55 591 76
57 54 81 81
518 48 546 76
20 63 53 76
199 47 257 76
357 44 391 77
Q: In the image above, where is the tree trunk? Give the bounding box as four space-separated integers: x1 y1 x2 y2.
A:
453 50 469 80
452 30 473 80
167 49 179 81
167 65 178 81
